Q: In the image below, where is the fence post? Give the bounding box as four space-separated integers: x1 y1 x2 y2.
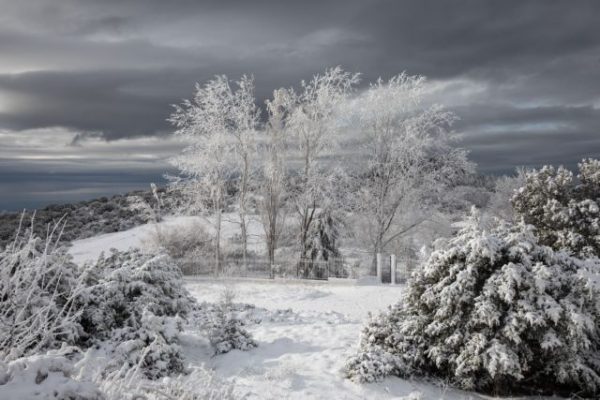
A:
376 253 382 282
390 254 396 285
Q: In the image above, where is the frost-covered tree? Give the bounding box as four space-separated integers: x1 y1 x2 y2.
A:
227 75 260 267
484 168 527 223
169 75 259 272
288 67 360 263
343 73 472 274
512 158 600 258
345 208 600 397
150 182 163 222
257 88 293 270
127 194 157 223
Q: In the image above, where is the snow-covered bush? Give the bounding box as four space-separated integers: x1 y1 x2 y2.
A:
79 249 195 337
0 226 84 361
0 347 103 400
512 158 600 258
345 209 600 397
205 288 257 354
77 249 196 378
0 347 239 400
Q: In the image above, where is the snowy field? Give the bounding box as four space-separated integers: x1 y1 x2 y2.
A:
67 221 568 400
184 278 494 400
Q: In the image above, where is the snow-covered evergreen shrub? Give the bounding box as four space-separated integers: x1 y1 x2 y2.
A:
512 158 600 258
205 288 257 354
304 210 341 262
77 249 196 378
345 209 600 397
79 249 194 337
0 227 84 361
300 209 342 278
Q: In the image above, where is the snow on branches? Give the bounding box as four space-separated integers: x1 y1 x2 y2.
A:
0 223 84 361
77 249 196 379
512 158 600 259
341 73 473 273
204 288 257 355
169 74 260 273
345 208 600 397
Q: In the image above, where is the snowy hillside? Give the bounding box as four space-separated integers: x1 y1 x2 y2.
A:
69 214 264 265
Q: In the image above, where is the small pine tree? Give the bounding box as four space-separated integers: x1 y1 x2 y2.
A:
345 208 600 397
301 210 341 278
207 288 257 354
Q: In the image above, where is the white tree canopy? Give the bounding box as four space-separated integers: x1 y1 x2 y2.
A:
342 73 473 271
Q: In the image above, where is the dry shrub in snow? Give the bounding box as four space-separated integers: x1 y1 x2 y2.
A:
0 226 84 361
144 220 212 260
96 365 238 400
345 209 600 397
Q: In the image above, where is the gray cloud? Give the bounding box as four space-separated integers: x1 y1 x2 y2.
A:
1 0 600 209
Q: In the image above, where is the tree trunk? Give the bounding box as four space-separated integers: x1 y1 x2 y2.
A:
239 156 249 270
371 235 383 276
267 207 277 277
240 214 248 269
215 207 222 275
299 207 311 278
268 238 275 279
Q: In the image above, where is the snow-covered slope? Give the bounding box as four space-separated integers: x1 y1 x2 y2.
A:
69 214 264 265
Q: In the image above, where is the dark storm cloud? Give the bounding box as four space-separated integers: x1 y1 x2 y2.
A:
0 69 184 139
350 0 600 79
1 0 600 209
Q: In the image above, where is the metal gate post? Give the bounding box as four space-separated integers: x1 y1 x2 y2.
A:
376 253 382 282
390 254 396 285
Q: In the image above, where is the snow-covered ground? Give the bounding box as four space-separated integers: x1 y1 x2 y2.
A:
185 279 435 399
183 279 566 400
67 220 566 400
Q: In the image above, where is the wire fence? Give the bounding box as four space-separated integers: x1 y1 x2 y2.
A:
180 253 415 283
180 255 361 280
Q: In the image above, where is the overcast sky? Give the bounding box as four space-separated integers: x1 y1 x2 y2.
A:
1 0 600 210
